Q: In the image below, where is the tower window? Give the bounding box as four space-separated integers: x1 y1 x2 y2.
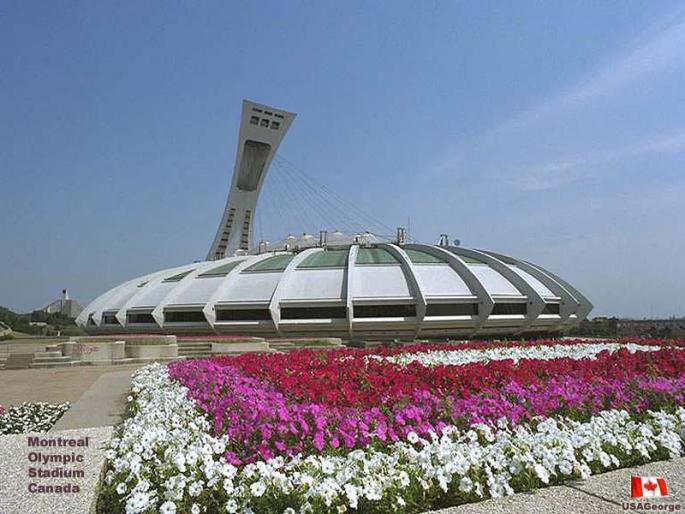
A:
260 118 269 127
270 121 280 129
249 116 259 125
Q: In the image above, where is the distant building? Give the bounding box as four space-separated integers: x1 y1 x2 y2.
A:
617 318 685 338
41 289 84 319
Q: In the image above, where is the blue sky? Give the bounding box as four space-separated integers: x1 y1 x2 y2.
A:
1 1 684 317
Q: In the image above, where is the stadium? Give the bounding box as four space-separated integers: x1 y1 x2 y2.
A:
77 101 592 339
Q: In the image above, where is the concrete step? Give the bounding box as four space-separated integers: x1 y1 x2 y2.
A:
33 350 64 358
269 342 296 349
31 360 80 368
214 349 277 357
178 349 213 355
4 353 35 369
32 355 72 363
179 354 214 360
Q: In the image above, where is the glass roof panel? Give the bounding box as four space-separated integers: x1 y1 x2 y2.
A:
404 248 446 264
356 247 399 265
198 260 245 277
298 250 348 269
163 269 195 282
244 254 295 272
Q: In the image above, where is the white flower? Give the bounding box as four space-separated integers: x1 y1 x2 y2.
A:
534 463 550 484
191 504 201 514
189 481 203 497
344 483 359 509
250 481 266 497
407 431 420 444
321 460 335 475
116 482 127 495
559 460 573 475
159 501 176 514
174 453 186 473
225 499 238 513
459 476 473 493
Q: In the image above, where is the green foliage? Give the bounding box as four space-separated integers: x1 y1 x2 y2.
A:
0 305 79 337
567 317 619 337
0 305 36 334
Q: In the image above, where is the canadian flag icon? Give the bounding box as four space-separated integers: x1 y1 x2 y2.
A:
631 476 669 498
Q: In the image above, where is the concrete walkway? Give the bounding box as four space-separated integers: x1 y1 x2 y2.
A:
51 369 135 430
0 364 142 405
429 457 685 513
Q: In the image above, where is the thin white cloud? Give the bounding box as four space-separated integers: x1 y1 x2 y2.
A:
516 130 685 191
505 16 685 131
432 6 685 184
517 161 576 191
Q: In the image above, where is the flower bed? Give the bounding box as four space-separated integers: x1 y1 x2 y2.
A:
0 401 70 434
100 338 685 514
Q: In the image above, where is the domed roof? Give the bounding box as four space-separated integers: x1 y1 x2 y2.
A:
77 243 592 339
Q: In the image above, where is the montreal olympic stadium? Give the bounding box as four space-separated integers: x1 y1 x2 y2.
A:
77 100 592 339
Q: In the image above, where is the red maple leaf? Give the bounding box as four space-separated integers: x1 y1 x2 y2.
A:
644 481 658 492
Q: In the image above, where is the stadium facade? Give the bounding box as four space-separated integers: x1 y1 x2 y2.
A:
77 101 592 339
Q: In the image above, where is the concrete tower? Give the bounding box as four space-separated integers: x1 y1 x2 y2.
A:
207 100 296 260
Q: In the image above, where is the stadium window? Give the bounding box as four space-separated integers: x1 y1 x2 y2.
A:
164 311 206 323
281 306 347 319
252 107 263 113
491 303 527 315
270 121 280 129
215 309 272 321
425 303 478 316
102 314 120 325
127 312 155 324
354 304 416 318
541 303 561 315
250 116 259 125
260 118 269 127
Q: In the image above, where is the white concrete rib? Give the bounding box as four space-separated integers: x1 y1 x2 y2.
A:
268 247 323 336
446 246 546 334
379 243 427 339
480 250 579 330
409 244 495 336
345 245 359 340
